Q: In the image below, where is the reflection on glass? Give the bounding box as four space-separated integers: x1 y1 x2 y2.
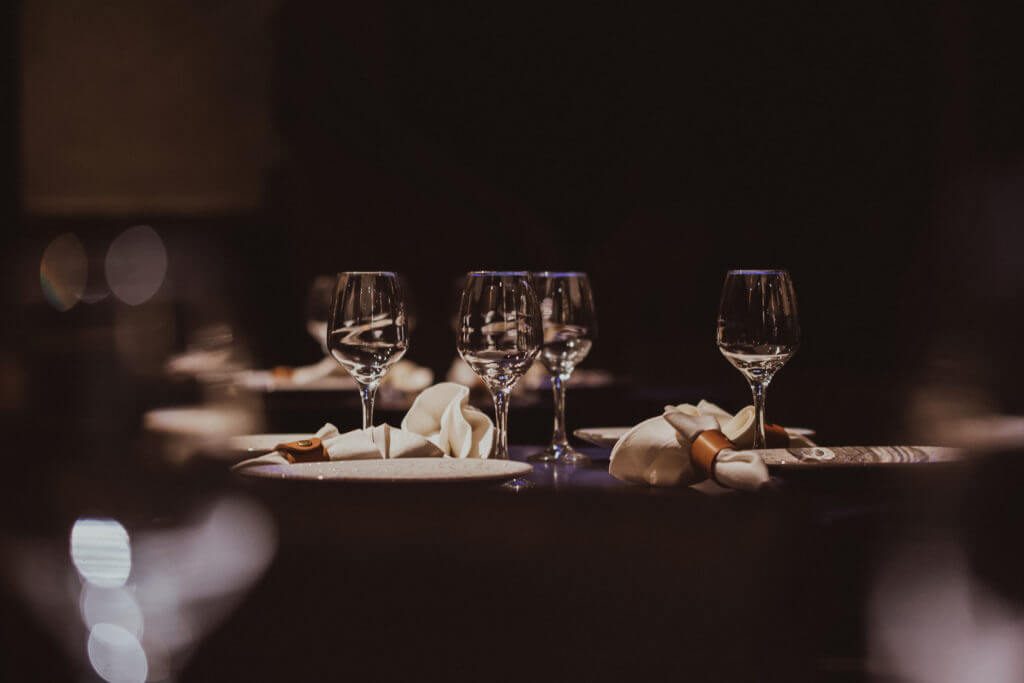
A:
327 272 409 429
716 269 800 448
456 272 541 462
529 272 597 465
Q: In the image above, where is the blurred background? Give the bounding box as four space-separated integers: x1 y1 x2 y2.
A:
6 0 1024 449
3 2 1024 680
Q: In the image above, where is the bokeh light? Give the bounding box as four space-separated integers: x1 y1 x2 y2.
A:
87 623 148 683
80 584 144 637
105 225 168 305
39 232 88 311
70 519 132 588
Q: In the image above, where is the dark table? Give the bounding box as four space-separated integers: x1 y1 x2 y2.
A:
2 440 1021 682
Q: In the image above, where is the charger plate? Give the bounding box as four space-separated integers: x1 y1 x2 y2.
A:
758 445 963 469
235 458 532 483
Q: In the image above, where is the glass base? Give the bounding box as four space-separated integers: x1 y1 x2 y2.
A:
501 476 534 491
527 443 591 466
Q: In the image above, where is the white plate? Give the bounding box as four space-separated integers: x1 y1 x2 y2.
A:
228 433 311 454
573 427 632 447
235 458 533 483
574 425 817 448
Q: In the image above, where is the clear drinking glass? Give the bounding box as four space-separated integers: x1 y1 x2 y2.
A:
528 272 597 465
716 269 800 448
456 272 542 461
327 272 409 429
306 275 335 354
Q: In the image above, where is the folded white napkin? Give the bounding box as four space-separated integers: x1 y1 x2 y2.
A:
290 355 340 385
385 359 434 394
233 382 495 469
608 401 771 491
401 382 494 458
446 358 482 388
663 400 816 448
662 410 770 491
232 422 442 469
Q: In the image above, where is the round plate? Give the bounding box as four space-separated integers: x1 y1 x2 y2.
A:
573 427 631 447
235 458 533 483
228 433 311 454
574 426 817 448
759 445 963 469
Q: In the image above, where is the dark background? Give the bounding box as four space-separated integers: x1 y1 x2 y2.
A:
0 0 1021 463
9 2 1024 461
9 1 1024 424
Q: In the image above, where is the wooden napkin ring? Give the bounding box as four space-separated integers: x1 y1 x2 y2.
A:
273 437 329 463
765 424 790 448
691 430 734 480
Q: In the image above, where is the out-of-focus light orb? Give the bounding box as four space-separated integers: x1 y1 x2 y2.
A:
87 623 148 683
80 584 144 637
105 225 167 306
71 518 132 588
40 232 88 311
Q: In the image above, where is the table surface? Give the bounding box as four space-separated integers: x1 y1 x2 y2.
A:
1 438 1019 683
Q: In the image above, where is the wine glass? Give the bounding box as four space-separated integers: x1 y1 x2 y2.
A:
306 275 335 354
716 269 800 449
456 272 542 461
529 272 597 465
327 272 409 429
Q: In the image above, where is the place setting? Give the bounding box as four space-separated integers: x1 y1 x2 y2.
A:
232 270 543 486
593 269 964 490
227 268 964 493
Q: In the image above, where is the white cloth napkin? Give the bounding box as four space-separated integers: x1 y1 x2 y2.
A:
401 382 494 458
663 400 816 448
289 355 340 385
662 410 770 491
385 360 435 394
446 358 482 388
608 401 771 491
232 422 442 469
233 382 495 468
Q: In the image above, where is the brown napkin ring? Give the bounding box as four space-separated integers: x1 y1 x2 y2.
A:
273 437 329 463
765 423 790 448
690 430 734 482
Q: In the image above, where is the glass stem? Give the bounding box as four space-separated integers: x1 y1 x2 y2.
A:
550 374 569 449
750 379 768 449
358 380 379 430
491 387 511 460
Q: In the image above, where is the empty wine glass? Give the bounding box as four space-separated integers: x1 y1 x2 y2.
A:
327 272 409 429
456 272 542 461
716 269 800 448
529 272 597 465
306 275 335 354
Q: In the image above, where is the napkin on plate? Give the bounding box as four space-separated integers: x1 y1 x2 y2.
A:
288 355 340 385
232 422 442 469
384 359 435 394
608 401 772 491
401 382 494 458
664 400 816 448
